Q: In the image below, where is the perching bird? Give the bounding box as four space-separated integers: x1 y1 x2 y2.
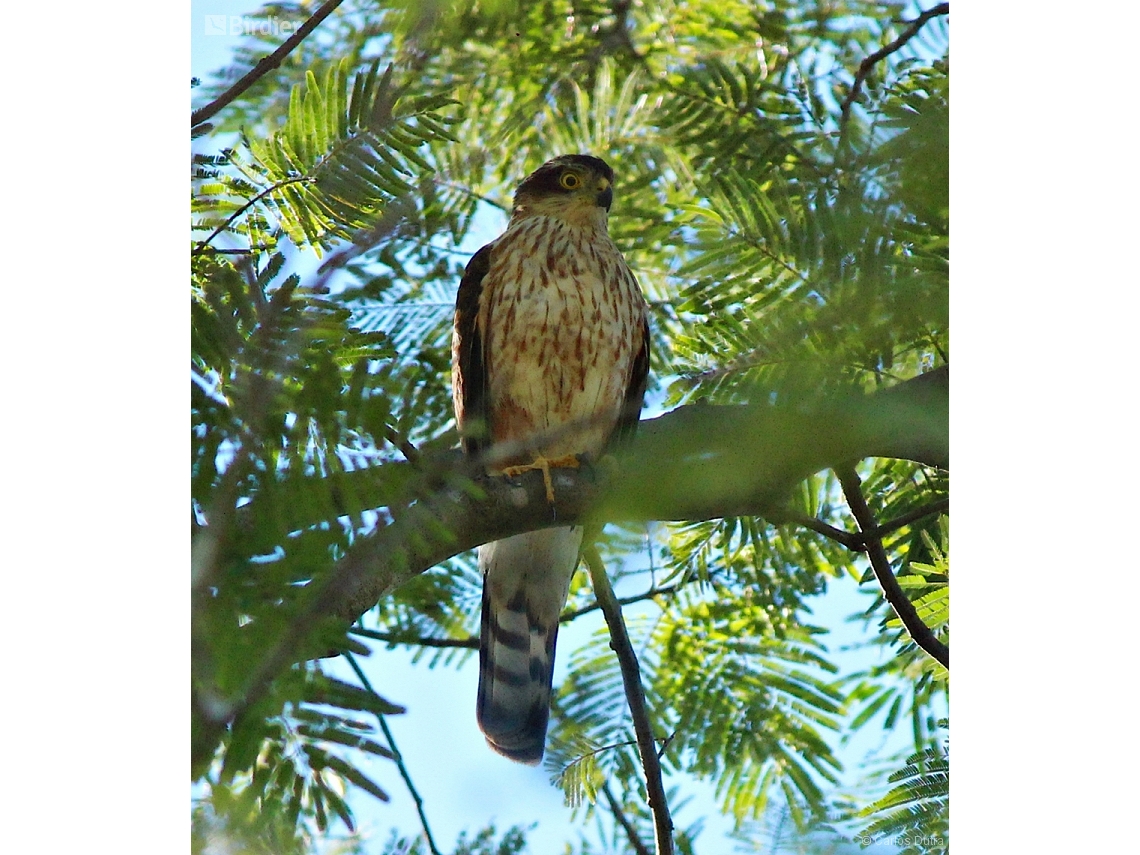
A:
451 154 650 764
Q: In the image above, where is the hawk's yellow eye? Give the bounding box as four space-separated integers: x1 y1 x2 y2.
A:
559 172 582 190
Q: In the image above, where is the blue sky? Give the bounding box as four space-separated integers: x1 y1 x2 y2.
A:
190 4 941 852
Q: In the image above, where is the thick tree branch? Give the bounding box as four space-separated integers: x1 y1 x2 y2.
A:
191 0 346 128
191 368 948 767
330 366 947 623
584 545 673 855
838 467 949 668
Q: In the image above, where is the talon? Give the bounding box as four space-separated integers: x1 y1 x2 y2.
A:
502 454 580 503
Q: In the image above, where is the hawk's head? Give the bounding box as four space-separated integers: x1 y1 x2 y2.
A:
511 154 615 224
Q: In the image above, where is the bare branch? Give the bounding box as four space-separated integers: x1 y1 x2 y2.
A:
349 628 478 650
872 497 950 539
838 467 949 668
329 367 947 623
345 580 691 652
191 0 346 128
776 495 950 550
559 581 686 623
601 779 653 855
383 425 421 466
840 3 950 127
771 510 865 551
584 545 674 855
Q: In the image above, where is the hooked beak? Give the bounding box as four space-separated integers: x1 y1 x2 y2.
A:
596 179 613 211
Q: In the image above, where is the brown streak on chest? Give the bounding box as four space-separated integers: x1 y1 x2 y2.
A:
477 214 647 458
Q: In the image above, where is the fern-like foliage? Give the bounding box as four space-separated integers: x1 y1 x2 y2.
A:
546 592 846 831
359 556 483 668
856 744 948 854
652 48 948 407
192 37 469 844
195 58 457 256
653 599 844 828
843 508 948 759
546 619 647 798
194 668 402 845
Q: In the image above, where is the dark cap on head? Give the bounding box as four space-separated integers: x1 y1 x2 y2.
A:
514 154 615 210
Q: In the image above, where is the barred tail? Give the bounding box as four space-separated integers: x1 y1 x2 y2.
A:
476 527 582 764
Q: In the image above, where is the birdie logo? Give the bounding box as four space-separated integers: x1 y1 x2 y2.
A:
204 15 299 37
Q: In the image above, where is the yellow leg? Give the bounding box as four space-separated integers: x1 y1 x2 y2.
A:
501 454 580 502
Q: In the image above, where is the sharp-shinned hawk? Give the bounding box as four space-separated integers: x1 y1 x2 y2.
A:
451 154 650 763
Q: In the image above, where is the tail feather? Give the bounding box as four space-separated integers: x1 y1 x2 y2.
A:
476 527 581 764
476 590 558 764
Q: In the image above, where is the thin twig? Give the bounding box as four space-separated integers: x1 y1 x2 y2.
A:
778 496 950 550
558 734 640 769
839 3 950 127
346 580 690 650
559 581 685 623
774 511 865 551
344 652 443 855
191 0 346 128
837 468 949 668
872 497 950 539
601 779 653 855
383 425 421 465
584 545 674 855
192 176 313 257
349 627 478 650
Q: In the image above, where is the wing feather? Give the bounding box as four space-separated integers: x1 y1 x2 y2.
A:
609 313 650 447
452 243 493 455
